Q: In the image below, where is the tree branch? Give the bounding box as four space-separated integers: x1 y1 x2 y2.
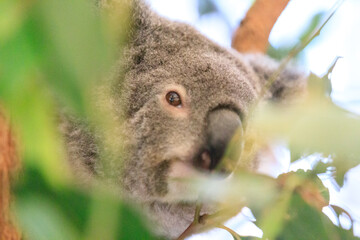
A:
232 0 290 53
0 111 21 240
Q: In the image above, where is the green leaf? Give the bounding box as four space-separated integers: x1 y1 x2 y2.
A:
14 167 158 240
0 0 27 45
198 0 218 16
16 195 81 240
36 0 114 116
0 0 130 187
252 98 360 184
276 193 355 240
256 171 355 240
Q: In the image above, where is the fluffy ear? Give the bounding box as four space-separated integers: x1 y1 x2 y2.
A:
131 0 160 29
97 0 159 30
244 54 308 102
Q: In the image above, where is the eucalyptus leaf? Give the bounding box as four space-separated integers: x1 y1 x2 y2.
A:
276 193 356 240
37 0 114 116
15 167 158 240
257 171 355 240
252 98 360 182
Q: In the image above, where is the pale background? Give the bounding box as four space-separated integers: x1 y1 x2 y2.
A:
146 0 360 238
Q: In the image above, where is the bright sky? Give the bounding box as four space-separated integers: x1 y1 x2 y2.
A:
147 0 360 238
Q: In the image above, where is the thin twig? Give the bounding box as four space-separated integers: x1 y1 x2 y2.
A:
256 0 346 105
193 202 203 224
176 221 197 240
176 202 203 240
218 225 242 240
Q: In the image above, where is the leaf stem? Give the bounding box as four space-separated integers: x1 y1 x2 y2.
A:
257 0 346 104
176 202 203 240
193 202 203 224
218 225 242 240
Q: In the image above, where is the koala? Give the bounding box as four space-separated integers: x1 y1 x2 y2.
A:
61 0 307 238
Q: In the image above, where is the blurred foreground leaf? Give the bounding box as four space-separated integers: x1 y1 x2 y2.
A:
37 0 116 116
0 0 129 185
252 95 360 185
15 167 158 240
276 193 355 240
198 0 218 16
184 168 356 239
250 171 355 239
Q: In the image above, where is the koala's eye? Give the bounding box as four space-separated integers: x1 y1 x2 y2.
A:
166 91 182 107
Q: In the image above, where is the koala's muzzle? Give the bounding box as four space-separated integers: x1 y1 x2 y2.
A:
195 108 242 172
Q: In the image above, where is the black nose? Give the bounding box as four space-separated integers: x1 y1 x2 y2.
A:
196 108 242 172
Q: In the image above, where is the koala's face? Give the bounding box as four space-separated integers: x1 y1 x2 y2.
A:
118 11 264 203
113 2 307 212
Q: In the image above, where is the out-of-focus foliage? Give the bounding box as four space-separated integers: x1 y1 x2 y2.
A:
0 0 157 239
198 0 218 16
14 167 157 240
267 12 325 61
253 72 360 187
1 0 359 240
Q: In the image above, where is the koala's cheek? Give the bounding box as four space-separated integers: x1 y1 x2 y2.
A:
146 160 171 197
162 161 207 202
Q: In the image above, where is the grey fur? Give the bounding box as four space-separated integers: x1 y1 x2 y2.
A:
62 1 307 238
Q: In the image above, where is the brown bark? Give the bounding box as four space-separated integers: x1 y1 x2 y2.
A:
0 111 21 240
232 0 290 53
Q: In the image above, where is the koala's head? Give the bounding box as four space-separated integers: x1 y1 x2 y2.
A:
115 1 307 205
